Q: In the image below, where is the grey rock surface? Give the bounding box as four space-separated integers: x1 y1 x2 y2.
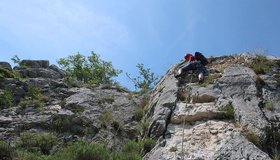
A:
20 60 49 68
144 63 276 160
0 62 12 70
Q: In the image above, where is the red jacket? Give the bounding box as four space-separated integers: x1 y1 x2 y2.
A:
184 53 196 61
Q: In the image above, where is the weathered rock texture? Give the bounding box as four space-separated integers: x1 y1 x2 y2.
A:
0 60 142 151
144 55 280 160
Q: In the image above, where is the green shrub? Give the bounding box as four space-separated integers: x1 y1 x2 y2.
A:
122 140 142 154
134 96 150 121
126 63 158 94
218 102 234 119
0 67 16 78
272 154 280 160
0 87 14 108
112 152 142 160
111 120 123 134
14 150 54 160
141 138 156 154
98 97 115 104
55 141 110 160
57 52 122 85
100 110 112 128
19 85 44 110
68 105 85 113
245 131 261 147
17 131 58 155
28 85 42 101
169 146 177 152
51 116 71 133
136 118 151 137
134 108 145 121
0 140 13 160
246 54 275 74
264 101 274 111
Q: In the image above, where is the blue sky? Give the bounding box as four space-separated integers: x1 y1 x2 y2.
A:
1 0 280 89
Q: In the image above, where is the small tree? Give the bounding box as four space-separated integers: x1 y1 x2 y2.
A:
57 51 122 85
11 55 21 66
126 63 158 93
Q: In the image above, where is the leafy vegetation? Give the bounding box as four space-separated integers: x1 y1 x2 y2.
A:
100 110 112 128
57 52 122 85
19 85 44 110
126 63 158 94
264 101 274 111
0 87 14 108
169 146 178 152
245 131 261 147
0 140 13 160
246 54 275 74
8 137 155 160
17 131 58 155
51 116 71 133
218 102 235 119
0 67 16 78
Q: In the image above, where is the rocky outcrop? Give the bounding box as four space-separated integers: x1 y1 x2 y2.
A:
20 60 49 68
0 61 142 152
144 56 280 159
0 62 12 71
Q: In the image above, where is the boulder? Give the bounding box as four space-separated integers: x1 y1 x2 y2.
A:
18 68 64 79
0 62 12 71
20 60 49 68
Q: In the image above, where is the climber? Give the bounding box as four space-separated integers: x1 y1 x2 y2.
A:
175 52 208 82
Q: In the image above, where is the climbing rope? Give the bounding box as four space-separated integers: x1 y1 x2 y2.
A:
181 72 194 160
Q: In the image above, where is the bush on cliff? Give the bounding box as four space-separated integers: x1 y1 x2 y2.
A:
57 52 122 85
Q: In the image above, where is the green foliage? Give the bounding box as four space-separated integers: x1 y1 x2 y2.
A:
69 105 85 113
51 116 71 133
19 85 44 110
264 101 274 111
111 120 123 134
0 140 13 160
122 138 155 156
54 141 111 160
126 63 158 93
141 138 156 154
57 52 122 85
169 146 177 152
245 131 261 147
272 154 280 160
0 67 17 78
100 110 112 128
218 102 234 119
134 95 149 121
134 107 145 121
137 118 151 137
246 54 275 74
0 87 14 108
17 131 58 155
98 97 115 104
11 55 21 66
28 85 42 101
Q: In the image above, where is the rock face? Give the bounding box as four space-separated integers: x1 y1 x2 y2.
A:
0 62 12 70
0 55 279 159
20 60 49 68
0 61 142 151
144 56 280 160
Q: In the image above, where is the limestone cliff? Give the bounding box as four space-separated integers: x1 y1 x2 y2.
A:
0 54 279 160
144 54 280 160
